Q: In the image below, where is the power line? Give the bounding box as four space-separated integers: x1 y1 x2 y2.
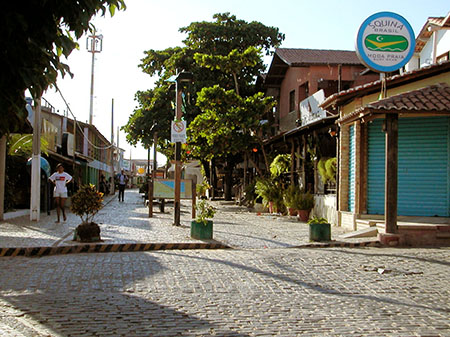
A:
52 83 114 150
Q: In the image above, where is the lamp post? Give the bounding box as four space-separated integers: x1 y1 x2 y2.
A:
87 31 103 125
172 72 193 226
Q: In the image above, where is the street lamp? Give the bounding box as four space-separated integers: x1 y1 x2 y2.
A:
170 71 193 226
86 31 103 125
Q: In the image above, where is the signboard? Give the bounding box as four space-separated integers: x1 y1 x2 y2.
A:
171 120 187 143
300 89 327 126
355 12 415 73
154 179 193 199
122 159 131 171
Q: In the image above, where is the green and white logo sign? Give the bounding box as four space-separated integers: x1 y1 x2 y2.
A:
356 12 415 72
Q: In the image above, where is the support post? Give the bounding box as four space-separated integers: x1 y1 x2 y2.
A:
192 182 196 219
30 98 41 221
0 136 6 221
174 82 183 226
110 98 115 195
384 114 398 234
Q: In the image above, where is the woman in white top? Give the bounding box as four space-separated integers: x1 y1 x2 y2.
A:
49 163 72 223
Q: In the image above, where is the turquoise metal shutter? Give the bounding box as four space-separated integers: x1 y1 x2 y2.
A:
397 117 449 216
348 125 356 212
367 119 385 214
367 117 450 217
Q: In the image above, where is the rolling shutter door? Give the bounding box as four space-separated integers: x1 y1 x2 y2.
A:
348 125 356 212
367 117 450 217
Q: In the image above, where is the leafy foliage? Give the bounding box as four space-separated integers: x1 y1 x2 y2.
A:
255 178 282 206
294 191 315 211
70 184 104 224
7 134 49 157
195 200 216 225
283 185 301 209
0 0 126 137
124 12 284 160
318 157 337 183
270 154 292 178
307 216 329 225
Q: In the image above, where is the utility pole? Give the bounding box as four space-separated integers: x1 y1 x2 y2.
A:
110 98 115 194
30 98 42 221
173 72 193 226
87 30 103 125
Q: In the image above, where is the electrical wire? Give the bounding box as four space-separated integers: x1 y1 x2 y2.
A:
52 83 115 150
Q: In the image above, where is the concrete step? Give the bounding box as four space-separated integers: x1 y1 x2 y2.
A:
356 219 381 230
339 227 378 239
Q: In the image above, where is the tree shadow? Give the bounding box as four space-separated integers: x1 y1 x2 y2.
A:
0 253 249 336
159 250 450 314
319 247 450 267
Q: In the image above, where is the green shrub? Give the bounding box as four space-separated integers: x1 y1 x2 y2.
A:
283 185 300 209
195 200 216 225
294 191 314 210
70 184 104 224
307 216 328 225
270 154 291 178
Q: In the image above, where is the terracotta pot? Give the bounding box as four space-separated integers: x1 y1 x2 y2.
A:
268 201 274 214
297 209 310 222
288 207 297 216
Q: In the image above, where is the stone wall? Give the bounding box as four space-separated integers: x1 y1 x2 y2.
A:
312 194 337 225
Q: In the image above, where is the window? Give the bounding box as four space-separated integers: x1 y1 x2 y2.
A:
289 90 295 113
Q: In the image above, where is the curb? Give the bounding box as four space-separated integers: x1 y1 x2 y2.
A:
292 240 382 249
0 242 231 258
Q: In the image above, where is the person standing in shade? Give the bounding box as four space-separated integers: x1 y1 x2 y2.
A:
118 169 128 202
49 163 72 223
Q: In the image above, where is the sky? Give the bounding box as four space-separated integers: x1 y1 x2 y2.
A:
43 0 450 162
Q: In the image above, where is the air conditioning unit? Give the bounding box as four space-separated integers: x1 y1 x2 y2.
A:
62 132 74 157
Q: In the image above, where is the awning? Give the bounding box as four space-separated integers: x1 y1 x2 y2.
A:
26 157 51 177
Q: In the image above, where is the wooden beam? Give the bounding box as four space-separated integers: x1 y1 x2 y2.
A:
384 114 398 234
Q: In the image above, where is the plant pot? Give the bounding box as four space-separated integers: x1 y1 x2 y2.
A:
268 201 274 214
309 222 331 242
74 222 101 242
191 220 213 240
297 209 310 222
288 207 297 216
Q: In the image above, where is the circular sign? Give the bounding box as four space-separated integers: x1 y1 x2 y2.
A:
355 12 415 73
173 121 185 133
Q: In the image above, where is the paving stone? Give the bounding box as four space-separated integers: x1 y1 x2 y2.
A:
0 247 448 336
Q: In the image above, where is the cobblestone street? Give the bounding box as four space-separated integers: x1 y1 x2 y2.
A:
0 247 449 336
0 189 353 249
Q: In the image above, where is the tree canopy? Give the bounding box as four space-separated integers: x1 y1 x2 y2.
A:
123 12 284 157
0 0 126 137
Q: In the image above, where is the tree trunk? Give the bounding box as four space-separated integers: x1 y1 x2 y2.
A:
200 160 210 184
224 158 234 201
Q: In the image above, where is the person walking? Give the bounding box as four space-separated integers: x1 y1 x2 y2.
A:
118 169 128 202
49 163 72 223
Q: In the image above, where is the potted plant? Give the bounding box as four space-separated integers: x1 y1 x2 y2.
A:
196 180 210 200
70 184 104 242
295 191 314 222
191 200 216 240
283 185 299 216
307 216 331 242
255 177 280 213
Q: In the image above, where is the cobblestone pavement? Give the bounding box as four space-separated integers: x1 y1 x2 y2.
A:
0 247 448 336
0 189 357 249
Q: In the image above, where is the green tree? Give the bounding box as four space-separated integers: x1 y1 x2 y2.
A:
0 0 126 137
123 13 284 197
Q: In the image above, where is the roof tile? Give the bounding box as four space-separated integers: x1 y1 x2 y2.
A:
366 83 450 112
275 48 362 66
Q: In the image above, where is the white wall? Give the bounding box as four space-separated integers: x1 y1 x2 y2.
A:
312 194 337 225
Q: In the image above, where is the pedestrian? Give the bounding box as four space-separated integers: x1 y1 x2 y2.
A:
49 163 72 223
99 174 106 194
118 169 128 202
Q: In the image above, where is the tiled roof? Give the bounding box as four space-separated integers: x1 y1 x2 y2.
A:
366 83 450 112
275 48 362 66
415 13 450 53
337 83 450 125
321 60 450 109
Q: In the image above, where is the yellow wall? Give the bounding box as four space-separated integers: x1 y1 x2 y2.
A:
341 72 450 116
